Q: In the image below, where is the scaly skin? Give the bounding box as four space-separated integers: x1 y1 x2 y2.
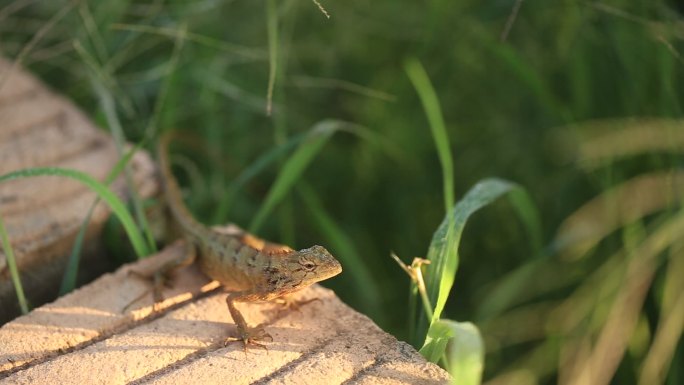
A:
151 132 342 350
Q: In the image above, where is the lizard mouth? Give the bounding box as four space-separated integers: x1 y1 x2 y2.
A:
318 259 342 281
297 245 343 283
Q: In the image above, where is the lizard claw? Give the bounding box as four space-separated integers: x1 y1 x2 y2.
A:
275 296 321 312
224 324 273 353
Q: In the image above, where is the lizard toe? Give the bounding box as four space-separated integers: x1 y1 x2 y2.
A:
225 324 272 352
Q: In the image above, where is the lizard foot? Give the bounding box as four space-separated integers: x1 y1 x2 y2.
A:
225 324 273 352
274 296 321 312
121 270 173 312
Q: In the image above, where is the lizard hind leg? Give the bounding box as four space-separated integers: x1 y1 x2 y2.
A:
224 293 273 352
122 241 197 312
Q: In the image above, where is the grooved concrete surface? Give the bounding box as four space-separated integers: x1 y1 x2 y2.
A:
0 242 451 384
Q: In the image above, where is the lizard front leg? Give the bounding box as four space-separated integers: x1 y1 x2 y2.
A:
274 294 320 311
225 292 273 351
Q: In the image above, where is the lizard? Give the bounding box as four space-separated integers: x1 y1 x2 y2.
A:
132 132 342 350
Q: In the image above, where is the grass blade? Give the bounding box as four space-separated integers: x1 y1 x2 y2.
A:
0 167 150 258
554 171 684 260
405 57 454 212
266 0 278 115
213 131 308 223
110 23 266 60
249 120 345 233
59 143 144 295
73 35 160 254
92 77 157 254
0 214 29 314
298 182 384 320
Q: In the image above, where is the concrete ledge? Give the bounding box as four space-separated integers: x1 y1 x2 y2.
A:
0 56 159 322
0 242 450 384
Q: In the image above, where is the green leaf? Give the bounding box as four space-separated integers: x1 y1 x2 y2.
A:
420 320 484 385
0 167 150 259
426 178 521 323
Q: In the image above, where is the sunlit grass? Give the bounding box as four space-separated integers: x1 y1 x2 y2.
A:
402 57 542 383
1 0 683 384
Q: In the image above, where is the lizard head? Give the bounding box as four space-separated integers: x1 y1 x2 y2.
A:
265 245 342 297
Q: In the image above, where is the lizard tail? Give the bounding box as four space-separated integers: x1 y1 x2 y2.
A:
158 132 206 238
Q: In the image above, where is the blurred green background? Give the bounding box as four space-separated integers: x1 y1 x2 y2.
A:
2 0 683 383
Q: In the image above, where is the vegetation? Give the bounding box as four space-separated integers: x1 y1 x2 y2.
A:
1 0 683 383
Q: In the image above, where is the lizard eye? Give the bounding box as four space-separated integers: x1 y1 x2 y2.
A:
301 260 316 271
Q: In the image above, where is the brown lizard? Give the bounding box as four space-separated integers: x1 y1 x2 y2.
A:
136 132 342 350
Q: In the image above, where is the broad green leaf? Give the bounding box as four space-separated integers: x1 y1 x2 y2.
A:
420 320 484 385
426 178 522 323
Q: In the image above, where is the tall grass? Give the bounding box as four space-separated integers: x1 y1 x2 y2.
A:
1 0 682 383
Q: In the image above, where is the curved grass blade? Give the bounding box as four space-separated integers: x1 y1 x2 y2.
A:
639 251 684 384
555 118 684 169
249 120 348 233
420 319 484 384
554 171 684 260
0 167 150 259
59 142 144 295
561 211 684 385
0 214 29 314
